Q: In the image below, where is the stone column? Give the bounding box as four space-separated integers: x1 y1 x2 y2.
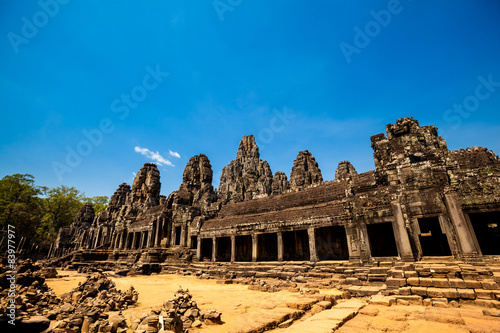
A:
147 230 153 248
113 234 119 249
444 192 479 259
139 232 144 249
170 227 176 247
196 237 202 261
155 218 162 247
94 230 100 249
308 228 318 262
165 219 171 247
132 232 137 250
252 234 258 262
277 232 283 262
180 226 187 247
212 237 217 262
391 202 414 261
230 235 236 263
345 225 359 261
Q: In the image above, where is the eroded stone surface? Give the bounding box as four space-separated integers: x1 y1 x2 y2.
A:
289 150 323 191
218 135 273 203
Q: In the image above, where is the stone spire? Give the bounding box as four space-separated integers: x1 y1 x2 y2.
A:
108 183 131 209
335 161 358 181
167 154 216 207
72 203 95 228
289 150 323 191
236 135 260 159
271 171 289 195
218 135 273 203
131 163 161 206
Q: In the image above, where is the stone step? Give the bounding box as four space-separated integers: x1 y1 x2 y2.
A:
283 299 365 333
347 285 382 297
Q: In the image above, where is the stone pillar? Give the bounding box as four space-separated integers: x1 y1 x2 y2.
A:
155 219 162 247
94 230 100 249
212 237 217 262
308 228 318 262
48 244 53 258
147 230 153 248
165 219 171 247
230 235 236 263
345 224 361 261
139 232 144 249
277 232 283 262
170 227 176 247
252 234 258 262
392 202 415 261
180 226 187 247
196 237 202 261
444 192 479 259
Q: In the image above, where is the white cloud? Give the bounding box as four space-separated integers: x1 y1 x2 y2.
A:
169 150 181 158
134 146 174 167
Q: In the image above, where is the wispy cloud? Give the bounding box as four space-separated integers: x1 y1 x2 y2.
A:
134 146 174 167
169 150 180 158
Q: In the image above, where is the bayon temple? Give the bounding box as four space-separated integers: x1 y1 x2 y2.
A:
49 117 500 271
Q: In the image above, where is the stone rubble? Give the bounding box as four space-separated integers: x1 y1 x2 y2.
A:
132 286 222 333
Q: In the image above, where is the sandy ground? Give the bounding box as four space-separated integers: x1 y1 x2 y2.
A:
337 304 500 333
46 271 500 333
46 270 341 333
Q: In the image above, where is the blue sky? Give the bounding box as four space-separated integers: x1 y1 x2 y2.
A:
1 0 500 198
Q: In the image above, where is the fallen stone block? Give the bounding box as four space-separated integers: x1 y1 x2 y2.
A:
369 295 395 306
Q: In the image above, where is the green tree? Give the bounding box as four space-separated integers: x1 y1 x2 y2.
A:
38 185 85 244
85 196 109 214
0 174 43 238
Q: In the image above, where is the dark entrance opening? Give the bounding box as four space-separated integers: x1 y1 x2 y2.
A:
133 232 140 249
200 238 212 261
283 230 310 261
216 237 231 262
126 233 132 250
190 236 197 249
315 226 349 260
257 233 278 261
235 235 252 261
468 211 500 255
174 227 181 245
367 223 399 257
418 217 451 256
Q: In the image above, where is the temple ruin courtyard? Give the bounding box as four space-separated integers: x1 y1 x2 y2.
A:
45 268 500 333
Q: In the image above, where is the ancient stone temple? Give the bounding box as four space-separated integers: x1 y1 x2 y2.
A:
51 117 500 268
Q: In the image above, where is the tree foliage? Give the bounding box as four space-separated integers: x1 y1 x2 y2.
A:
0 174 109 246
85 196 109 214
38 185 85 244
0 174 43 239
